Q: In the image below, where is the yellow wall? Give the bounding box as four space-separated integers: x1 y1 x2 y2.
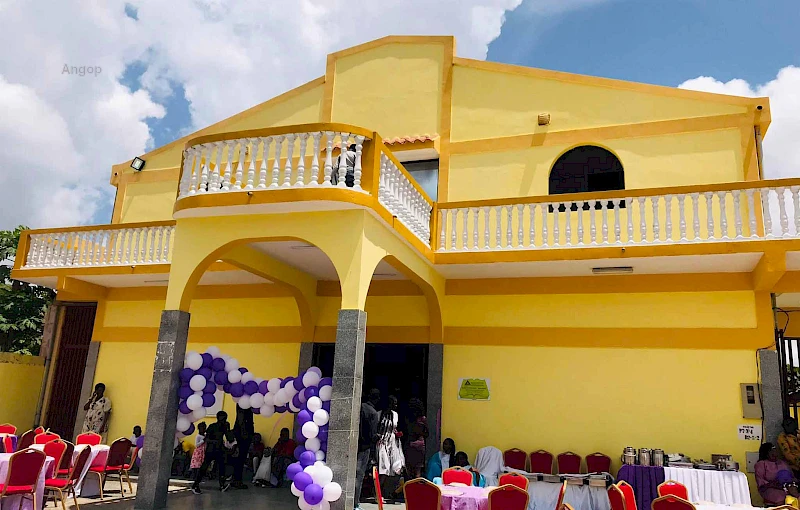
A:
0 354 45 430
331 43 443 139
120 180 178 223
450 64 747 141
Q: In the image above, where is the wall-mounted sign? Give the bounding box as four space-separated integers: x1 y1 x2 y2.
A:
458 378 490 401
737 424 762 441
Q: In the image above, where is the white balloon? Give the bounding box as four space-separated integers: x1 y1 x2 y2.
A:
289 400 301 413
222 354 231 361
250 393 264 408
286 385 298 396
263 393 275 407
313 409 329 426
228 370 242 384
290 482 303 497
302 371 321 388
176 416 190 432
241 372 254 384
307 397 323 412
238 397 251 409
192 407 206 421
261 405 275 417
275 389 288 406
206 346 221 358
315 450 326 461
314 461 325 467
308 366 323 377
298 498 313 510
232 396 241 403
185 352 203 370
323 482 342 502
302 421 319 439
305 437 321 452
318 386 332 402
187 393 204 411
267 378 282 393
299 392 308 403
255 377 265 385
189 374 207 392
314 465 333 486
225 357 240 372
318 500 330 510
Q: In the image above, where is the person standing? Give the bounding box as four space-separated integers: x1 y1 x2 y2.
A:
231 405 254 489
82 383 112 442
377 395 405 504
190 422 207 478
355 389 381 510
405 397 428 479
192 411 233 494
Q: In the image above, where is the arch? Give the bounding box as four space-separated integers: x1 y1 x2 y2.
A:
549 144 624 196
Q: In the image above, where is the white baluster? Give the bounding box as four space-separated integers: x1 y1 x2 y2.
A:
778 187 789 237
198 144 211 193
576 201 584 245
222 141 234 191
746 189 757 238
626 198 634 243
718 191 729 239
613 201 621 244
283 133 295 187
152 227 163 263
761 188 773 237
337 133 350 187
322 132 334 186
792 186 800 236
704 192 715 240
296 133 308 187
564 203 572 246
691 193 701 240
589 200 597 245
309 133 322 186
733 191 743 239
517 204 525 247
638 197 647 243
353 135 364 190
540 204 549 247
450 209 457 251
528 204 536 247
26 235 37 267
495 206 502 249
210 142 223 192
245 138 257 189
652 196 660 242
505 205 513 248
462 208 469 250
188 146 200 195
235 140 246 189
147 228 155 262
64 233 75 266
163 226 173 262
108 232 117 265
257 137 271 189
483 207 491 249
678 195 687 241
92 231 102 265
473 208 480 250
664 195 672 242
438 210 446 251
601 201 608 244
179 148 195 198
133 228 142 264
552 204 560 246
271 136 284 188
42 235 53 266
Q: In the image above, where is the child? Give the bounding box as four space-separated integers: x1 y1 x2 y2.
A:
190 422 207 477
129 425 142 444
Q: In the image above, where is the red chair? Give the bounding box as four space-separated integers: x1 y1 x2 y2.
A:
1 436 14 454
658 480 688 500
16 430 36 450
56 442 75 477
42 440 68 478
0 448 47 510
651 495 695 510
75 432 102 446
489 484 529 510
404 477 441 510
33 427 44 435
45 445 91 510
499 472 529 490
34 432 61 445
88 437 132 498
443 467 473 486
586 452 611 473
372 466 384 510
608 484 627 510
121 445 139 492
556 480 567 510
557 452 582 474
618 481 638 510
529 450 554 474
504 448 528 471
0 424 16 434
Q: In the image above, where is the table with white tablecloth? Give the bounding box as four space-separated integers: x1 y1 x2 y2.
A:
523 475 612 510
0 453 54 510
663 467 751 506
72 445 110 497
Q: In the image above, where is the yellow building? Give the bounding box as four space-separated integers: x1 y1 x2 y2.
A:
9 35 800 508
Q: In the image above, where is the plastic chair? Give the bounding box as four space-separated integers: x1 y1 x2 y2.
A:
45 445 91 510
658 480 688 500
499 472 529 490
651 495 695 510
56 442 75 477
75 432 102 446
0 424 16 434
529 450 554 474
0 448 47 510
489 484 529 510
121 445 139 492
586 452 611 473
608 484 627 510
504 448 528 471
17 430 36 450
88 437 132 498
42 440 68 477
404 477 441 510
34 432 61 445
443 467 473 485
372 466 384 510
618 480 638 510
557 451 582 474
556 480 567 510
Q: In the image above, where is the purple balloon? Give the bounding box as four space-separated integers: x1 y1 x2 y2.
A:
293 373 305 391
244 381 259 396
204 381 216 394
230 382 244 398
238 367 248 374
322 401 330 412
178 384 193 400
319 377 332 387
201 353 213 368
179 401 192 414
223 382 232 393
320 440 327 452
258 380 269 394
317 428 328 442
303 387 318 400
179 368 194 383
294 471 313 491
202 393 215 407
275 405 288 413
214 371 228 385
286 462 303 481
252 406 261 414
211 357 226 371
297 410 312 424
183 422 195 435
304 484 323 505
299 450 316 468
292 394 303 409
281 377 293 388
294 445 306 460
295 428 305 443
197 367 212 380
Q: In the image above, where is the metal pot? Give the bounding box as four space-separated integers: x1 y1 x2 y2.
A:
622 447 637 465
652 449 664 467
638 448 651 466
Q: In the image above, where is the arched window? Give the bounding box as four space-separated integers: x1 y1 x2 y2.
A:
549 145 624 211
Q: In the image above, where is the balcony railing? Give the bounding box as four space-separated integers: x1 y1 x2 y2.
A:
21 221 176 268
436 180 800 252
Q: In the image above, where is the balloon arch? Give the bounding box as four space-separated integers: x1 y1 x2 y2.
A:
178 347 341 509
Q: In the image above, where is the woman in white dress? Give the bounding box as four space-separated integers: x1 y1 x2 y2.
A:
377 395 405 502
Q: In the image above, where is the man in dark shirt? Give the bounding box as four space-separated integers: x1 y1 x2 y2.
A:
231 406 254 489
355 388 381 510
192 411 234 494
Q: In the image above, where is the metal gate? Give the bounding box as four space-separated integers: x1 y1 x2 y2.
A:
777 330 800 418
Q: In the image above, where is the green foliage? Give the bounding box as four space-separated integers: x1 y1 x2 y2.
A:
0 226 55 355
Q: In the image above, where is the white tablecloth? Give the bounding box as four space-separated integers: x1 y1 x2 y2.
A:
663 468 751 506
527 481 611 510
73 445 109 497
694 504 758 510
0 453 54 510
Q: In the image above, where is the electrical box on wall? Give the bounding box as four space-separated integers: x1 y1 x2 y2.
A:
740 383 762 419
745 451 759 473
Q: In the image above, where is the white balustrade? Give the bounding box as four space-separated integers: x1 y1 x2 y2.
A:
377 152 433 245
23 224 176 268
435 185 800 252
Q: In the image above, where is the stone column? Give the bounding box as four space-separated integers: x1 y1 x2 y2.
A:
759 349 783 444
295 342 315 432
327 310 367 510
135 311 190 510
426 343 444 461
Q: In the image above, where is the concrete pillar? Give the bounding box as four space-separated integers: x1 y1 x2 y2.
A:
759 349 784 444
135 311 190 510
327 310 366 510
426 343 443 461
295 342 315 434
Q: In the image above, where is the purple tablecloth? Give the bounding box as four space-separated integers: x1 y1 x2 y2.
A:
441 485 490 510
0 434 17 453
616 465 665 510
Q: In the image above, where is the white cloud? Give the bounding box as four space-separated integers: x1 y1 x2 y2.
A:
679 67 800 180
0 0 523 229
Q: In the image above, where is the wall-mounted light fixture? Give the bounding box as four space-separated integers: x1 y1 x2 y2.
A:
131 157 145 171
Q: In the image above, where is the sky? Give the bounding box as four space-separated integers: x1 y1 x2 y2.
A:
0 0 798 230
